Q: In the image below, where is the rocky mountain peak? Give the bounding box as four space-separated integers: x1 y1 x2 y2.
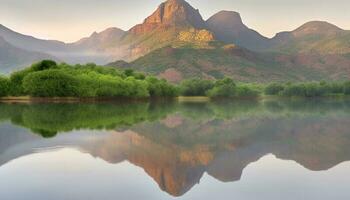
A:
130 0 206 34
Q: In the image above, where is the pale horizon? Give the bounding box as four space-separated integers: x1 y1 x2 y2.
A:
0 0 349 42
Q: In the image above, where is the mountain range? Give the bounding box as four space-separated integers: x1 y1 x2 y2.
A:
0 0 349 81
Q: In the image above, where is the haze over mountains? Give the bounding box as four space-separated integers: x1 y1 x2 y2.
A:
0 0 349 81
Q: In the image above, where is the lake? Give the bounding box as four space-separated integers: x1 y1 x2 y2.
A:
0 99 350 200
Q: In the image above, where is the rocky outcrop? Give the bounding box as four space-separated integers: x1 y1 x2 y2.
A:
130 0 207 35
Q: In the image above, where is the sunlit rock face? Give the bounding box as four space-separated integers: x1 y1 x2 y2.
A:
130 0 207 35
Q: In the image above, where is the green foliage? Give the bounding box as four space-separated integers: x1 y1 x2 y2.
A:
0 76 10 97
281 82 327 97
30 60 58 71
9 68 33 96
207 78 236 97
236 85 260 97
265 83 285 95
2 59 350 99
344 81 350 95
23 70 79 97
3 60 180 98
180 78 214 96
146 76 179 97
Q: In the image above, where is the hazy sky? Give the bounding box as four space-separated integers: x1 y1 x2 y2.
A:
0 0 349 42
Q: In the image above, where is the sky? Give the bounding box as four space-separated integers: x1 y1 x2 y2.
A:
0 0 349 42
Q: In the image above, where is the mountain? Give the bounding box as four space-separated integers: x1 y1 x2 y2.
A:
72 27 125 50
269 21 350 54
0 36 55 73
119 0 215 59
0 24 66 53
130 0 207 34
0 24 128 64
206 11 270 51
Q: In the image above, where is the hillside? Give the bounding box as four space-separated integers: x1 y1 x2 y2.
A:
108 45 347 82
269 21 350 54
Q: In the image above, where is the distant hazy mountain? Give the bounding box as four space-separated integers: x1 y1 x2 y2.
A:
269 21 350 54
0 36 55 73
206 11 270 51
72 27 126 50
0 24 66 53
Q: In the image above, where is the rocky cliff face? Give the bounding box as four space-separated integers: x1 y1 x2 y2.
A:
130 0 207 35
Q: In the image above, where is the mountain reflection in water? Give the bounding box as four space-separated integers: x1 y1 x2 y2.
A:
0 99 350 198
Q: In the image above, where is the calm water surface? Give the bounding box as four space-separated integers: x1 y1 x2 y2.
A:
0 99 350 200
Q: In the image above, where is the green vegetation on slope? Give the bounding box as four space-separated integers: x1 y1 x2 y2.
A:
118 46 346 82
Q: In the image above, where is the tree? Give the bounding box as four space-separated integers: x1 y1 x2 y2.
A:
146 77 178 97
31 60 58 71
0 76 9 97
236 85 260 97
265 83 285 95
207 78 236 97
22 70 79 97
180 78 214 96
9 68 33 96
344 81 350 95
281 84 306 97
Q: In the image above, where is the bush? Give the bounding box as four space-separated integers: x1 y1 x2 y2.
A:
9 68 34 96
265 83 285 95
304 83 326 97
31 60 58 71
22 70 79 97
344 81 350 95
146 77 178 97
324 82 344 94
207 78 236 97
0 76 10 97
180 78 214 96
281 84 306 97
236 85 260 97
281 83 326 97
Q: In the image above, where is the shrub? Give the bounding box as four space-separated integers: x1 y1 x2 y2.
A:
324 82 344 94
180 78 214 96
0 76 10 97
344 81 350 95
281 84 306 97
31 60 58 71
22 70 79 97
207 78 236 97
9 68 33 96
265 83 285 95
304 83 326 97
146 77 178 97
236 85 260 97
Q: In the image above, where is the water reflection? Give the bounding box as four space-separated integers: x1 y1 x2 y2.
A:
0 99 350 198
